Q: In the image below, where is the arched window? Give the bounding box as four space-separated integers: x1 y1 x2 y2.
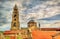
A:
14 19 16 21
14 15 16 17
14 23 16 26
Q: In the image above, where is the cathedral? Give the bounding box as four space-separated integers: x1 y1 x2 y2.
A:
3 4 37 39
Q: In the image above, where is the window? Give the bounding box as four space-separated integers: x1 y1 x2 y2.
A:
14 23 16 26
14 15 16 17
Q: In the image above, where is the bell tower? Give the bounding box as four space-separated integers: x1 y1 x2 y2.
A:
11 4 20 30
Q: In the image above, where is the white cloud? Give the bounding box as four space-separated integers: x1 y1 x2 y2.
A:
40 20 60 28
0 0 60 31
0 24 11 31
22 0 60 20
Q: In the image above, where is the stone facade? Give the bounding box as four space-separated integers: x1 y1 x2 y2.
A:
11 4 20 30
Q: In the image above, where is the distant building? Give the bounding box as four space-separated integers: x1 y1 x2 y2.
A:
0 33 2 39
0 33 5 39
28 20 37 32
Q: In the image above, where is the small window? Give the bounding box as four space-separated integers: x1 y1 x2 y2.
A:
14 15 16 17
14 23 16 26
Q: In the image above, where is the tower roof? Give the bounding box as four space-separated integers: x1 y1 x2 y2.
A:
28 20 36 24
14 4 18 9
29 20 34 22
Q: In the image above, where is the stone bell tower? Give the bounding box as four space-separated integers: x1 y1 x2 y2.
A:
11 4 20 30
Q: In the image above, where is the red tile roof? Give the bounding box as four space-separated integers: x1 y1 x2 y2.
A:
4 30 21 35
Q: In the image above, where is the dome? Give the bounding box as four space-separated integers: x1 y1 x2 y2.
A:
28 20 36 24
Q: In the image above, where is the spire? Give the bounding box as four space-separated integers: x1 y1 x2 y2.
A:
39 23 41 30
39 23 40 28
14 4 18 10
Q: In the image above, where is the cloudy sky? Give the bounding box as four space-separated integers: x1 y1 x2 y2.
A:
0 0 60 31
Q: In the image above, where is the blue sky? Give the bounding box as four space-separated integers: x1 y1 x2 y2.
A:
0 0 60 31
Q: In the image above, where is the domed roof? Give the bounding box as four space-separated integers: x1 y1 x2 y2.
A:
28 20 36 24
